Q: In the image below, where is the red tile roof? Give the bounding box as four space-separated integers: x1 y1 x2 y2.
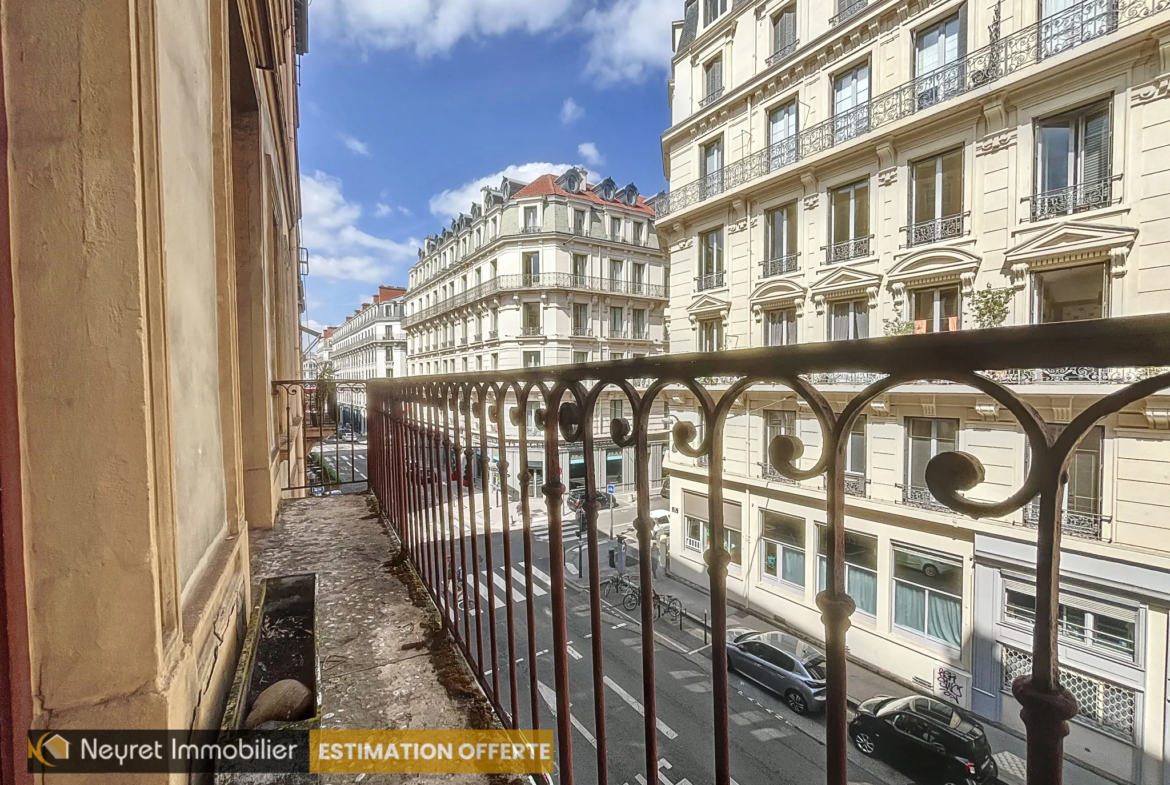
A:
511 174 655 216
375 285 407 302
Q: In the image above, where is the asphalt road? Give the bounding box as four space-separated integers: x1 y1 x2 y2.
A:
311 438 368 492
424 522 921 785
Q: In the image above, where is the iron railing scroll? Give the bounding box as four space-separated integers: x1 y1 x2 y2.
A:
273 379 370 494
366 313 1170 785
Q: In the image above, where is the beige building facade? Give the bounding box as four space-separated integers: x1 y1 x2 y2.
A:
660 0 1170 781
0 0 306 779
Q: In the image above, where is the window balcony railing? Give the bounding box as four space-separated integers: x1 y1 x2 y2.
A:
696 271 726 291
982 366 1170 384
521 225 542 234
905 212 969 247
804 371 884 385
521 326 543 337
699 87 724 108
632 327 650 340
760 462 799 485
573 226 590 236
766 40 800 67
459 337 468 346
760 253 799 278
823 236 873 264
902 484 953 512
365 313 1170 785
654 0 1158 218
473 333 482 343
830 0 867 25
1022 499 1107 539
488 330 498 340
572 327 593 337
610 329 628 339
1027 176 1119 222
844 471 867 497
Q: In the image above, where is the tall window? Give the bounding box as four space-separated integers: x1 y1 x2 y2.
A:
906 418 958 494
845 416 866 493
829 181 870 261
833 62 870 143
914 13 964 107
1033 100 1112 220
767 101 799 170
1004 579 1135 661
609 258 623 290
703 0 727 25
491 353 499 370
1033 263 1106 323
698 228 724 289
573 303 590 334
632 308 647 338
763 410 795 473
764 308 796 347
632 262 646 291
490 307 499 334
764 203 798 275
701 138 724 196
633 223 644 245
699 319 723 352
524 205 539 230
609 306 624 337
574 209 587 235
703 55 724 105
610 399 624 423
572 253 588 283
475 313 483 339
913 286 960 333
523 351 541 368
476 355 483 371
522 302 542 333
910 149 963 245
817 528 878 616
771 7 797 62
1040 0 1116 58
893 548 963 646
761 511 805 587
573 351 589 364
523 252 540 283
830 299 868 341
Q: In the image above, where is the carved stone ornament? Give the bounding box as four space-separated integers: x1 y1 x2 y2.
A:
960 271 977 296
1132 76 1170 107
890 282 907 315
728 218 749 233
878 167 898 186
1109 246 1130 278
675 237 694 251
976 128 1017 156
804 193 819 210
813 294 826 315
865 286 879 310
1010 262 1029 291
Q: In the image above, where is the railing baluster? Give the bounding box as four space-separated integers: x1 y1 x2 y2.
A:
630 386 660 784
453 387 472 651
430 395 450 622
475 391 502 710
463 390 485 675
491 394 521 729
512 393 542 731
706 410 731 785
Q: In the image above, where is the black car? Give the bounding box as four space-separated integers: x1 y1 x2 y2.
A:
849 695 997 785
566 489 619 510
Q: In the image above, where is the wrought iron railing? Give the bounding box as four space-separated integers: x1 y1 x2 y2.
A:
696 271 726 290
404 273 668 327
905 212 969 247
521 326 543 336
367 313 1170 785
521 225 543 234
1027 176 1119 221
823 236 873 264
632 327 651 340
844 471 867 497
654 0 1162 218
572 326 593 337
488 330 498 340
830 0 867 25
761 253 800 277
1023 498 1107 539
272 379 370 494
760 461 799 484
902 484 953 512
610 329 628 339
766 39 800 67
700 87 725 108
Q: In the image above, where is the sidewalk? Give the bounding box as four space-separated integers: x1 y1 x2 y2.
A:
651 570 1119 785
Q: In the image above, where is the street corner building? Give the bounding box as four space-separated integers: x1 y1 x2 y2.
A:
0 0 308 781
659 0 1170 782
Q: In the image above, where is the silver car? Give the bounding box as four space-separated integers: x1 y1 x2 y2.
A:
725 628 828 715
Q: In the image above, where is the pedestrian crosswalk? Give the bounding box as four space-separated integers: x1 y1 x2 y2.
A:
447 561 553 617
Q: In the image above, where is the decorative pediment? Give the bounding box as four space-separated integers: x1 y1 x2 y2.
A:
687 292 731 317
749 278 806 306
1005 219 1137 270
809 265 882 296
887 247 980 287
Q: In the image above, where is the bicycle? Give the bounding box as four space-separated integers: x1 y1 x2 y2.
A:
654 592 683 622
603 573 633 598
621 582 642 611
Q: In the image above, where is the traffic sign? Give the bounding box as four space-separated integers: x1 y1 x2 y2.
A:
606 484 615 494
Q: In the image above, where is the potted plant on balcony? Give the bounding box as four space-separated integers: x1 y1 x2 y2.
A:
970 284 1012 329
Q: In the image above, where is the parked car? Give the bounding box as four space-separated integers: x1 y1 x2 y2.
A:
849 695 998 785
566 489 619 511
725 628 827 715
614 510 671 540
899 552 953 579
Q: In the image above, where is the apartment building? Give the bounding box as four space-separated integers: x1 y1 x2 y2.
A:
327 285 408 433
659 0 1170 781
404 168 672 497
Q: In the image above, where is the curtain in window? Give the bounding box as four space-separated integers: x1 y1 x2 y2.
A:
848 566 877 615
895 582 927 631
1082 107 1111 186
783 549 805 585
928 592 962 646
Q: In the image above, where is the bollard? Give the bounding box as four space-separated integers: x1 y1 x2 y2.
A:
704 610 708 646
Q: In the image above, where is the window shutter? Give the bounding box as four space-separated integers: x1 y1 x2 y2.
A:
712 58 723 92
1081 106 1111 185
957 4 968 59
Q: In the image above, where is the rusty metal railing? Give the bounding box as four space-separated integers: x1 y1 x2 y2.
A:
273 379 369 494
366 314 1170 785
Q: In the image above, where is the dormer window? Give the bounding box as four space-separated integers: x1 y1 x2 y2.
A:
703 0 727 25
565 175 578 191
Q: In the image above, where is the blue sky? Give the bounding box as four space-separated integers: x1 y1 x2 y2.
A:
300 0 680 335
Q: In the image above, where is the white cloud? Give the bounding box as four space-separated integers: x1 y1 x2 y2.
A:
300 170 419 285
582 0 676 86
340 133 372 156
560 97 585 124
398 206 414 217
375 203 392 217
428 162 579 220
314 0 575 57
577 142 604 166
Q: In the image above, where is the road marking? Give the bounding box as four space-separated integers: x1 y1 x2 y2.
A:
566 645 583 661
466 576 505 609
488 570 525 602
537 681 597 749
535 649 549 658
584 633 593 639
511 568 547 595
527 562 555 587
602 676 678 739
612 622 627 629
687 644 711 655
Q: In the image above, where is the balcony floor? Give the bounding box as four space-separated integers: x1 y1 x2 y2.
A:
251 494 506 785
